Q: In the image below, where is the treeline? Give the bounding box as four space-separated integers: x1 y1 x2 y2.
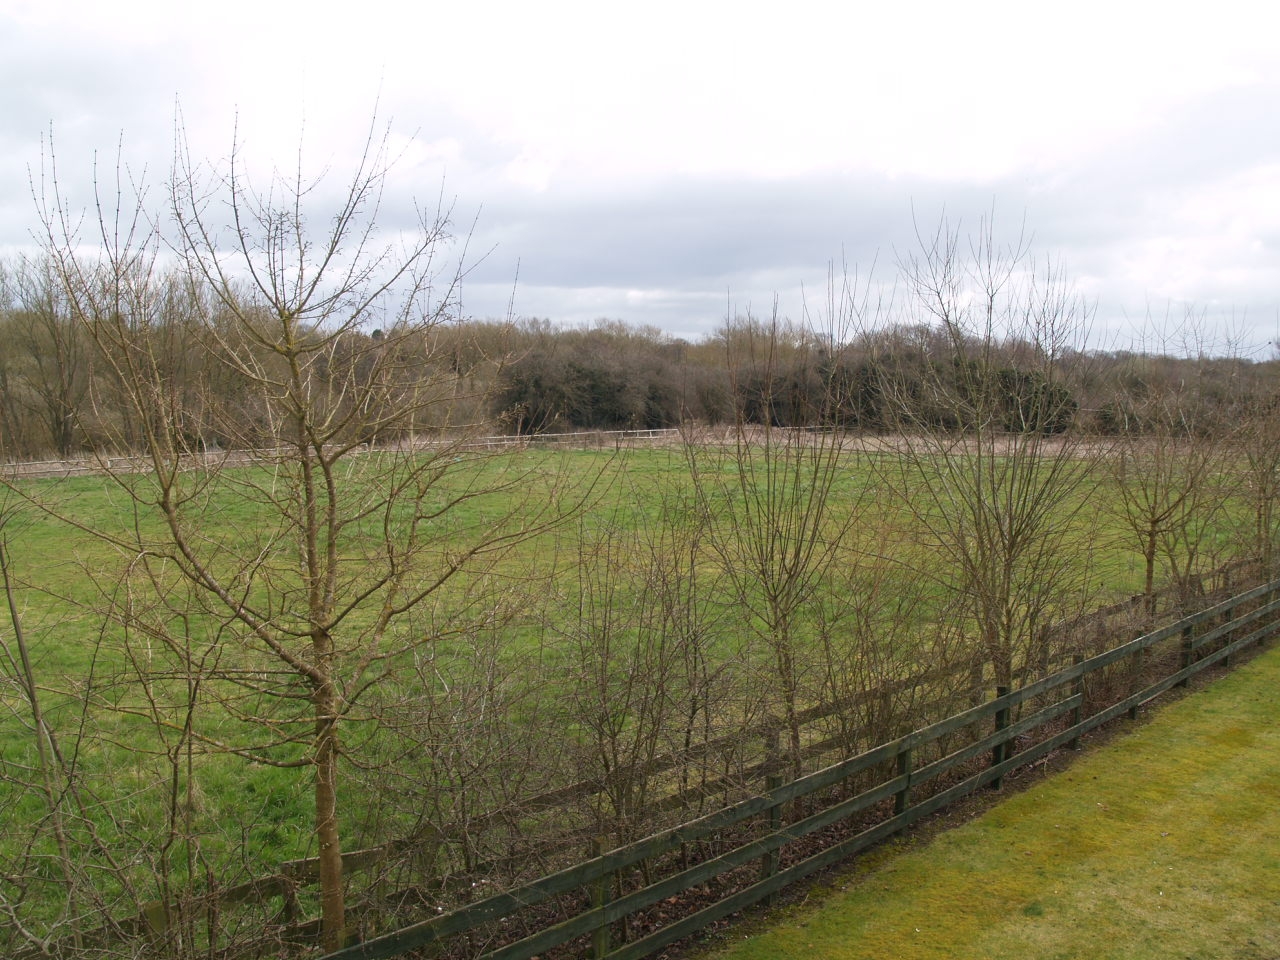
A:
2 257 1275 461
482 320 1275 437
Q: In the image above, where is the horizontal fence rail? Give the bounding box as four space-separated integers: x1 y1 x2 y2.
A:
314 577 1280 960
0 430 684 479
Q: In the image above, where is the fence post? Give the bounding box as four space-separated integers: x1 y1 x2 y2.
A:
991 685 1010 790
1128 631 1143 721
1178 622 1195 688
760 725 783 904
280 877 299 925
591 836 612 960
1264 584 1277 648
1220 604 1234 669
893 745 913 825
1068 655 1084 750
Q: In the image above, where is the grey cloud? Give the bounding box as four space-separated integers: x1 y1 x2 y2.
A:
466 175 1029 290
5 25 1278 356
449 177 1029 335
455 141 1280 352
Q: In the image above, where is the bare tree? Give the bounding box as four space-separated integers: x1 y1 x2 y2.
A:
879 217 1102 690
0 507 78 947
686 295 875 776
1115 427 1228 611
550 480 735 844
1238 395 1280 577
27 117 588 952
812 524 958 752
0 258 95 457
558 509 684 841
1101 337 1235 613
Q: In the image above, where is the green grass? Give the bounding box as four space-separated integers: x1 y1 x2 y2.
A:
702 643 1280 960
0 443 1261 936
0 445 1170 674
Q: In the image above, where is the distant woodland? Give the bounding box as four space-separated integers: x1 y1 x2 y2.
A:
1 260 1275 461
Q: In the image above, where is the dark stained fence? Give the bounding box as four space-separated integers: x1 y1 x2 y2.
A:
318 578 1280 960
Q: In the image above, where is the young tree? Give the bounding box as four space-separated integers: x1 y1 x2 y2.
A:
1237 394 1280 576
1100 336 1237 613
551 480 735 843
880 217 1102 690
0 507 79 948
30 118 583 952
0 258 94 458
686 300 873 776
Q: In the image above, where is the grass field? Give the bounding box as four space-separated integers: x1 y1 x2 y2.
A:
700 643 1280 960
0 441 1263 950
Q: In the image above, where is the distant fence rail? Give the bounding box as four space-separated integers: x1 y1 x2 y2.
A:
0 430 684 480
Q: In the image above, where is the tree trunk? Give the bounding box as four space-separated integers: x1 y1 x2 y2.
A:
314 677 345 952
1144 526 1158 614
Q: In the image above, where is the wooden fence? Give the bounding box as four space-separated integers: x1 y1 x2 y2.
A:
313 577 1280 960
18 571 1274 960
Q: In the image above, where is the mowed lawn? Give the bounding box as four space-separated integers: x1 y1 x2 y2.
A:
702 643 1280 960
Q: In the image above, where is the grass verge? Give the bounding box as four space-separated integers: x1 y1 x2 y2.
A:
700 643 1280 960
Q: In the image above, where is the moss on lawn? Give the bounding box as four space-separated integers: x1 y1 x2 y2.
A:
704 643 1280 960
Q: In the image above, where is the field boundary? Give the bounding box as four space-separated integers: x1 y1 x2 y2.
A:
309 578 1280 960
0 429 683 479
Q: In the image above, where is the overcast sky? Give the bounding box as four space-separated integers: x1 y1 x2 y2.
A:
3 0 1279 354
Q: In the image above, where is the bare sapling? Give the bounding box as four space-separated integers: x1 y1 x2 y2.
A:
25 114 595 953
879 216 1102 691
